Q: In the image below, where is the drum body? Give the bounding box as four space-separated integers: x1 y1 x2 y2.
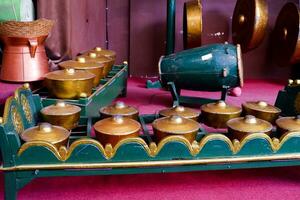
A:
159 44 243 91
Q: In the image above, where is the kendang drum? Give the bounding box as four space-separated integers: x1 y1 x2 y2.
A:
159 43 244 91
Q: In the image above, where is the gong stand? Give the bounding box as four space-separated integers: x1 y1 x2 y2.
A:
275 80 300 117
273 3 300 116
167 82 229 107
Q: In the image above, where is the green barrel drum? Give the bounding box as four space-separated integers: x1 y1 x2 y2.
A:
159 43 244 91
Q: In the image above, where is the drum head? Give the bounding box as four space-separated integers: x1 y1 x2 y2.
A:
271 3 300 67
232 0 268 53
183 0 202 49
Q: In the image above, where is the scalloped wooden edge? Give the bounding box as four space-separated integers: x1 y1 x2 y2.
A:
17 131 300 161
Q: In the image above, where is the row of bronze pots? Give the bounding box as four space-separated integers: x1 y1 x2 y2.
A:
20 101 82 148
44 47 116 99
19 100 300 149
96 102 200 145
93 100 300 145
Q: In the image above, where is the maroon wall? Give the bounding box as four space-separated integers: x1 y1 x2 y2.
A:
107 0 130 65
38 0 106 62
39 0 299 79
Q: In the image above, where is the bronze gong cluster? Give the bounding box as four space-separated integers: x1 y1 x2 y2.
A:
183 0 269 52
92 99 300 147
271 2 300 67
94 102 201 145
184 0 300 68
44 47 116 99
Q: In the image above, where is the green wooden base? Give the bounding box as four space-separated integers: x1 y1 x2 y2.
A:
2 69 300 199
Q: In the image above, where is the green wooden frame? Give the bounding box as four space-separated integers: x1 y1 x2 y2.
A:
1 67 300 199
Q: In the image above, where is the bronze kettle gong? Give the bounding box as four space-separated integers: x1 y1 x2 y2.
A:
94 115 141 146
159 105 200 121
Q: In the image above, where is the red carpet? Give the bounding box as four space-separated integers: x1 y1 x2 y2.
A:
2 78 300 200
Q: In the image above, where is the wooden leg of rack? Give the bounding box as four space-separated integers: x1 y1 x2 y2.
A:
4 171 17 200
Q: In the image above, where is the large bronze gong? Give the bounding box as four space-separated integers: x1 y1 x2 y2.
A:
271 3 300 67
232 0 268 52
183 0 202 49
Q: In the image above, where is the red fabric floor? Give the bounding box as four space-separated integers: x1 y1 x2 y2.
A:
1 78 300 200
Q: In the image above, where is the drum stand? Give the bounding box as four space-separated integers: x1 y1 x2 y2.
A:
147 0 229 106
168 82 229 107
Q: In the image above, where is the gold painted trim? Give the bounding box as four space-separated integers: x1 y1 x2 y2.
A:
18 141 62 160
1 84 32 125
155 136 197 156
21 94 33 123
16 132 300 161
17 137 152 161
199 134 236 153
3 153 300 171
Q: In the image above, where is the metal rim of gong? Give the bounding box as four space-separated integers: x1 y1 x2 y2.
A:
183 0 202 49
271 2 300 67
232 0 268 53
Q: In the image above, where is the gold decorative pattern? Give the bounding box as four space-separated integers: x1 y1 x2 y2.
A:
58 146 68 160
18 141 60 159
11 106 24 134
21 94 32 123
5 153 300 171
18 131 300 161
105 144 114 159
